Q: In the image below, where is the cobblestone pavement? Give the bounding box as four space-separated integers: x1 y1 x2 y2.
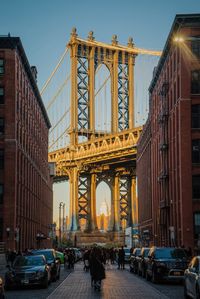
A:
47 263 182 299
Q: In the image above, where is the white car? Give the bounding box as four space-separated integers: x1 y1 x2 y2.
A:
184 256 200 298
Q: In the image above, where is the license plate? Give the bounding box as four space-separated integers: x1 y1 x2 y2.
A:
21 279 29 284
174 272 180 276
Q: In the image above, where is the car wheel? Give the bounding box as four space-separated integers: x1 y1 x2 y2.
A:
152 269 158 284
42 277 48 289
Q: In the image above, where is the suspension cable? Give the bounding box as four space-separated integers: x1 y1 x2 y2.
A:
46 76 70 110
40 48 69 95
50 108 70 133
95 75 110 97
49 126 70 151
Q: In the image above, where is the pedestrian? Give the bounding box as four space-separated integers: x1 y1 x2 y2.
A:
118 246 125 269
89 247 106 291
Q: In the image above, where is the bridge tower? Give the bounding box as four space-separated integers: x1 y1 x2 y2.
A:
49 28 142 245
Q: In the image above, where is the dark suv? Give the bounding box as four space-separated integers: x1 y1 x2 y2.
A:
137 247 150 277
32 249 60 281
130 248 141 273
146 247 188 283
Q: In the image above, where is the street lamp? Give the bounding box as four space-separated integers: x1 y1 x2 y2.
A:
59 202 63 246
173 35 200 43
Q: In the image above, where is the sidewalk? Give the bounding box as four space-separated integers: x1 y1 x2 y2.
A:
47 262 169 299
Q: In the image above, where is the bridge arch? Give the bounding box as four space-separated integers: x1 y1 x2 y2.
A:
96 181 111 231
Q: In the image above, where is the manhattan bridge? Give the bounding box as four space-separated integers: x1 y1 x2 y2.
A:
43 28 161 245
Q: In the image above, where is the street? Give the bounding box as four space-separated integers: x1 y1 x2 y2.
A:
5 262 184 299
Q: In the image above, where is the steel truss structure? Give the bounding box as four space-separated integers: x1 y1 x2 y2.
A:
48 29 151 237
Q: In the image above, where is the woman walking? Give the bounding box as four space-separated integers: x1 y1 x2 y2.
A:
89 247 106 291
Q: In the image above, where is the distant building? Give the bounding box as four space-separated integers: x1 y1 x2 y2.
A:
0 36 53 250
137 14 200 249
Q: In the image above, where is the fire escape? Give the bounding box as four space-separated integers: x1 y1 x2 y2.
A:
158 82 169 245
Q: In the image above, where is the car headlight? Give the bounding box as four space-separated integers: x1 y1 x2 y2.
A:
36 271 45 278
0 277 3 286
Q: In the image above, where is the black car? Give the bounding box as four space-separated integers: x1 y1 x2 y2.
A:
137 247 150 277
32 249 60 281
145 247 188 283
130 248 141 273
5 255 51 289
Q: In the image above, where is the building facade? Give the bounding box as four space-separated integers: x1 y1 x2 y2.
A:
137 119 153 246
137 14 200 250
0 36 53 251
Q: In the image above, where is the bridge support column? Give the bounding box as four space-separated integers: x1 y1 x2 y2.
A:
131 176 137 226
113 175 120 231
69 168 80 231
90 173 98 231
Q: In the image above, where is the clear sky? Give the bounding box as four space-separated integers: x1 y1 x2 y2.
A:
1 0 199 226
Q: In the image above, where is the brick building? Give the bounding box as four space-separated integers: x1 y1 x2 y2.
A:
137 14 200 249
0 36 53 251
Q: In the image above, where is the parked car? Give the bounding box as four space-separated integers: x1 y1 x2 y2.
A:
55 251 64 264
137 247 150 277
146 247 188 283
130 248 141 273
4 255 51 289
184 256 200 299
0 276 5 299
32 249 60 281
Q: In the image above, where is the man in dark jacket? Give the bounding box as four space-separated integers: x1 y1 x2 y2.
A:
118 246 125 269
89 247 105 291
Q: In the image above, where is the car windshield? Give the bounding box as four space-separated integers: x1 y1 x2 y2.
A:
13 256 45 267
33 250 54 261
155 248 187 259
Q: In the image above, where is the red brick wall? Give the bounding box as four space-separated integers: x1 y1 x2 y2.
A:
0 45 53 251
137 21 200 250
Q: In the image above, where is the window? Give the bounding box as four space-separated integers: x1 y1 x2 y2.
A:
0 184 4 204
191 70 200 94
0 118 4 135
0 59 4 75
191 39 200 59
0 87 4 104
192 105 200 128
0 150 4 169
193 175 200 199
194 212 200 238
192 139 200 163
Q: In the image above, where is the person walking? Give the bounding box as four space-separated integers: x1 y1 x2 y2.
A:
89 247 106 291
118 246 125 269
